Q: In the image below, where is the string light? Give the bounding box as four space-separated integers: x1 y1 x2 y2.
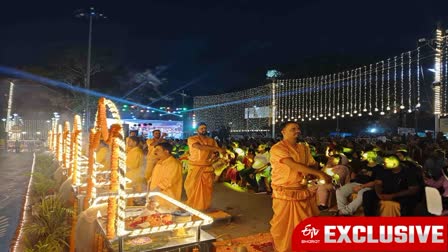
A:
11 153 36 252
330 73 336 119
349 70 354 115
374 62 379 112
363 66 367 112
445 35 448 114
194 85 272 131
356 68 361 116
387 58 391 111
341 72 345 117
394 56 398 113
400 53 405 110
368 64 373 115
380 61 385 115
299 79 303 118
193 39 435 125
337 73 341 116
319 76 324 118
325 75 330 117
314 77 317 119
416 48 421 109
408 51 412 113
294 79 298 118
286 79 291 119
354 68 358 114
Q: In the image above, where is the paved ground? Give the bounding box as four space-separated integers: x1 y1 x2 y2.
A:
0 152 33 251
198 183 273 240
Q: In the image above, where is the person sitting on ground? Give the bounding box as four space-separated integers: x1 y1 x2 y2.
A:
424 154 448 214
252 144 272 193
335 150 383 216
212 151 229 182
362 155 420 216
239 149 258 190
317 154 350 211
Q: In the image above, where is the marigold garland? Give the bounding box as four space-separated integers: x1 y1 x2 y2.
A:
84 128 97 210
96 233 104 252
71 130 79 185
71 115 82 186
106 136 120 239
68 133 75 177
56 125 61 162
63 122 70 169
97 97 109 141
48 130 53 150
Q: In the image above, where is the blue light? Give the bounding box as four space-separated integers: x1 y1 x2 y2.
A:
370 128 377 133
0 66 180 117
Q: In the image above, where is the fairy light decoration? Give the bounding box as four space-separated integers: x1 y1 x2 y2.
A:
349 70 353 116
368 64 373 116
400 53 405 110
387 58 391 111
332 73 336 118
394 56 398 113
314 76 318 119
340 72 347 118
363 66 367 112
380 61 385 115
444 35 448 114
408 51 413 113
353 68 358 114
325 75 329 118
319 76 324 118
294 79 298 119
374 62 379 112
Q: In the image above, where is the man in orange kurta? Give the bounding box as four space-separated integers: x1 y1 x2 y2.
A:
149 142 183 206
184 122 224 211
270 122 331 252
126 136 145 193
145 129 167 181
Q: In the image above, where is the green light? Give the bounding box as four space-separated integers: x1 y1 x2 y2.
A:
384 156 400 169
361 151 377 162
122 108 126 112
123 104 128 108
183 108 187 111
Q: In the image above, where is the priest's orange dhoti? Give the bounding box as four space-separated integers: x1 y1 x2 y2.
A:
270 140 319 252
184 134 218 211
270 185 319 252
184 164 214 211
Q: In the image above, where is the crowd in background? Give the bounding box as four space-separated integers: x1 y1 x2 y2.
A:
115 130 448 216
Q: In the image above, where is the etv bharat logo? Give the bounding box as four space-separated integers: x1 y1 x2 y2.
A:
301 224 321 243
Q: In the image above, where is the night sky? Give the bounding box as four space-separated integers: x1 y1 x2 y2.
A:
1 0 448 104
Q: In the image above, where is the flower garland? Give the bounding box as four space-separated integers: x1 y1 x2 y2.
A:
48 130 53 151
71 115 82 186
97 97 109 142
62 122 70 169
96 233 103 252
84 129 99 210
106 137 119 239
56 125 61 162
68 132 75 177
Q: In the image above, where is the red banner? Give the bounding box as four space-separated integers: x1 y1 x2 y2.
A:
292 217 448 251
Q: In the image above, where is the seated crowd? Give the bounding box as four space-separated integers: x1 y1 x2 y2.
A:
112 130 448 217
